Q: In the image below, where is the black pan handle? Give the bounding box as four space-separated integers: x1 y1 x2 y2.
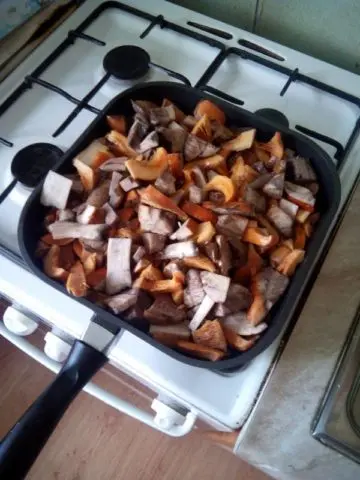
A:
0 340 107 480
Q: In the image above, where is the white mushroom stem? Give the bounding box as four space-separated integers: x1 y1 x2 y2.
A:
189 295 215 331
106 238 132 295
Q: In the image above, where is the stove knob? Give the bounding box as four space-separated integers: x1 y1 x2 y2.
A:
44 332 71 363
3 306 38 336
151 398 187 430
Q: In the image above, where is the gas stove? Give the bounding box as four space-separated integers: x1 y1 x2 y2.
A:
1 0 360 436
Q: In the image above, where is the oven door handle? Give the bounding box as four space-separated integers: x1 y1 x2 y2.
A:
0 322 197 437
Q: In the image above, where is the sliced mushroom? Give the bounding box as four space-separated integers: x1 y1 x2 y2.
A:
127 118 149 150
144 294 186 324
138 204 176 235
49 222 106 240
223 313 267 336
184 269 205 308
120 176 140 193
170 218 198 241
157 122 188 153
200 271 230 303
149 105 176 126
188 185 204 204
142 232 166 254
137 131 159 153
155 170 176 196
105 288 140 314
267 205 293 238
188 294 216 331
99 157 128 172
217 214 249 238
161 241 198 260
262 173 284 199
106 238 132 295
150 323 190 346
193 319 227 352
109 171 124 208
284 182 315 211
139 185 188 220
87 180 110 208
215 235 232 276
279 198 299 218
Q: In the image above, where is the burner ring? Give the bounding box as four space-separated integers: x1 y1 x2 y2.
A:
103 45 150 80
12 143 63 188
255 108 289 128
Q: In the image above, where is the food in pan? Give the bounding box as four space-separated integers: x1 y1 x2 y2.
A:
37 97 320 361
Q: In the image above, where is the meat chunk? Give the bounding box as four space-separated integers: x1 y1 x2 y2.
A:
144 294 186 324
223 312 268 336
200 272 230 303
184 269 205 308
109 172 124 208
49 222 106 240
142 232 166 254
267 205 293 238
215 235 232 276
41 171 72 210
188 185 204 204
287 156 317 183
106 238 132 295
87 180 110 207
161 241 198 260
155 170 176 196
262 173 284 199
105 288 139 314
138 205 176 235
217 215 249 238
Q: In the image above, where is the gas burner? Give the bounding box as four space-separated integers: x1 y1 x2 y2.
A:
0 143 63 205
255 108 290 128
103 45 150 80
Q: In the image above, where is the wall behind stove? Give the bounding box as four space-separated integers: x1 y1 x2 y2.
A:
168 0 360 75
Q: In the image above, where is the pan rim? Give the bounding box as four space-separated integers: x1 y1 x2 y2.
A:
18 81 341 371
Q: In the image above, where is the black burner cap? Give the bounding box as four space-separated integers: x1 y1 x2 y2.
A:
103 45 150 80
12 143 63 188
255 108 289 128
